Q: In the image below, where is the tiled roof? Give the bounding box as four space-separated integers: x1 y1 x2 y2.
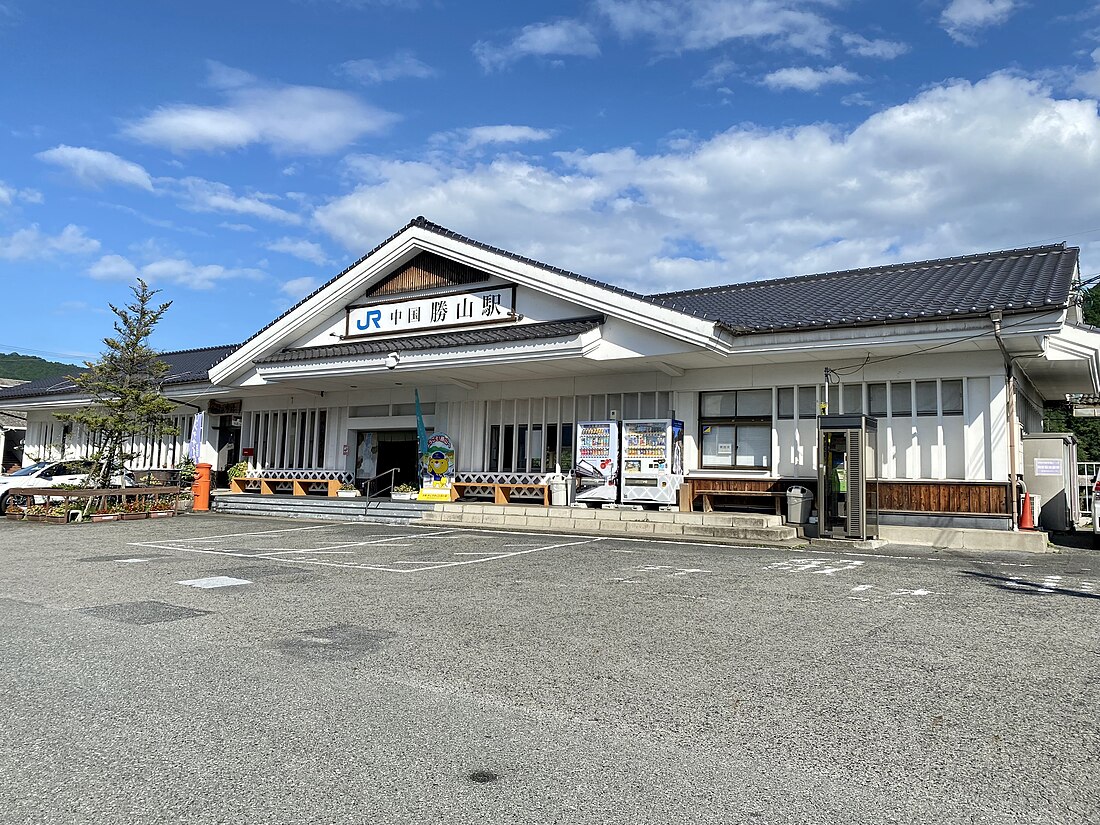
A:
651 244 1078 333
258 317 603 365
0 344 239 403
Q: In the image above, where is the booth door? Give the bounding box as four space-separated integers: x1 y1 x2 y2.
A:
820 431 849 538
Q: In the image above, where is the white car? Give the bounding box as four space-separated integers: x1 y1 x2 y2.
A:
0 460 133 512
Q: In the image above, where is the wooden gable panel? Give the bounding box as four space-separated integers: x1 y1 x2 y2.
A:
366 251 491 298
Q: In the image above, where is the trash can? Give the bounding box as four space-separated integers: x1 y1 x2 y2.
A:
786 485 813 524
550 475 568 506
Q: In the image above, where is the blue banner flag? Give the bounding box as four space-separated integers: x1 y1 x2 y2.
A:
414 389 428 456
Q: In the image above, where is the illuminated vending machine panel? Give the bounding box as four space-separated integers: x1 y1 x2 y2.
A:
620 419 685 504
574 421 620 504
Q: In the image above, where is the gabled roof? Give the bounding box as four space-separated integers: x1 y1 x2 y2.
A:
650 244 1078 333
234 216 720 353
259 317 603 365
0 344 238 402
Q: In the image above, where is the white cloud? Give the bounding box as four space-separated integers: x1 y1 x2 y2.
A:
88 252 265 289
0 180 44 206
173 177 302 224
474 20 600 71
0 224 100 260
940 0 1020 43
1074 48 1100 98
219 222 257 232
279 276 321 299
597 0 834 54
432 124 556 153
841 33 909 60
314 74 1100 293
762 65 861 92
265 237 330 265
123 64 399 154
88 253 139 280
340 51 436 84
36 145 154 191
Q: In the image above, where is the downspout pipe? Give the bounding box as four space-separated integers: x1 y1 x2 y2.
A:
991 312 1019 530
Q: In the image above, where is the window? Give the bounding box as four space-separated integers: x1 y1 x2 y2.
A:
941 380 964 415
699 390 772 469
778 387 795 420
797 386 818 419
890 382 912 417
916 381 938 416
868 383 887 418
842 384 863 414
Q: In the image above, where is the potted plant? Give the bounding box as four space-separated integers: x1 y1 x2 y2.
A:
336 481 361 498
148 495 176 518
121 499 148 520
24 504 48 522
45 504 70 525
391 483 418 501
91 503 123 523
5 504 25 520
227 461 250 491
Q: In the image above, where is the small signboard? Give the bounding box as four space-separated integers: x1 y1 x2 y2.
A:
418 432 456 502
1034 458 1064 477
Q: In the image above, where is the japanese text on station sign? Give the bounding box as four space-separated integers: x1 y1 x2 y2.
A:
347 287 514 338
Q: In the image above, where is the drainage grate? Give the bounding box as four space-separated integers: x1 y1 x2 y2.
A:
269 623 394 660
468 771 500 784
79 600 213 625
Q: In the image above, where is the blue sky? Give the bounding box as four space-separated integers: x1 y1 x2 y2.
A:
3 0 1100 363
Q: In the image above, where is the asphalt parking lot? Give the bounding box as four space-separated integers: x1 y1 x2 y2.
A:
1 514 1097 825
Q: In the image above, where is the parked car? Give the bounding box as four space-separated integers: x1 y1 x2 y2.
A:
0 460 134 512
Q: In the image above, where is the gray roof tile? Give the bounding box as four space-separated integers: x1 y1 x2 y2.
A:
0 344 238 403
651 244 1078 332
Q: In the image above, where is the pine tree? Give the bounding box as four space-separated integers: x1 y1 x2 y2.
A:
58 279 176 488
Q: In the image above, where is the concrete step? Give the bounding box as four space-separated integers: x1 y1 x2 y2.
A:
211 493 432 524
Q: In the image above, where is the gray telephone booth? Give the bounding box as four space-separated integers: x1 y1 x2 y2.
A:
818 415 879 540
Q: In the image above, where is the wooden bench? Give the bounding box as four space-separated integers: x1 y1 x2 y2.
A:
229 477 342 497
699 490 785 515
451 482 549 506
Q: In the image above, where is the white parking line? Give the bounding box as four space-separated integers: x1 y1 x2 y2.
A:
130 529 601 574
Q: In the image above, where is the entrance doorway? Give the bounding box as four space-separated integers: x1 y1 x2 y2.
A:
215 415 241 489
357 430 420 495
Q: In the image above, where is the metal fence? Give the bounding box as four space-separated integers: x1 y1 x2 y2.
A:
1078 462 1099 518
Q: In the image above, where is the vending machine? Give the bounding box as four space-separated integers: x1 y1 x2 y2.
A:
574 421 620 504
620 419 685 505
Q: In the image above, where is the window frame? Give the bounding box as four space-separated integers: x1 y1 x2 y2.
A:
699 390 773 471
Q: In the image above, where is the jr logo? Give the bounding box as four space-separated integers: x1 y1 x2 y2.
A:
356 309 382 331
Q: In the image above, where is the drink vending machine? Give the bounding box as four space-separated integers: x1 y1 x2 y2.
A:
574 421 620 504
620 419 685 505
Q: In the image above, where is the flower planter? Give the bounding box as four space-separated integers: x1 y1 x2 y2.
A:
148 510 175 519
391 491 418 501
45 516 68 525
5 512 23 521
336 490 361 498
91 513 122 523
121 512 148 521
24 515 44 522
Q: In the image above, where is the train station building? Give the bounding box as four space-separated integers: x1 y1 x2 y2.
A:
1 217 1097 538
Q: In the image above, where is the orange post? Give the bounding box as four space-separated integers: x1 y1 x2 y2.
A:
192 462 212 512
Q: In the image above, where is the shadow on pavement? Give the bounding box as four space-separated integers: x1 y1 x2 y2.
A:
961 570 1100 600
